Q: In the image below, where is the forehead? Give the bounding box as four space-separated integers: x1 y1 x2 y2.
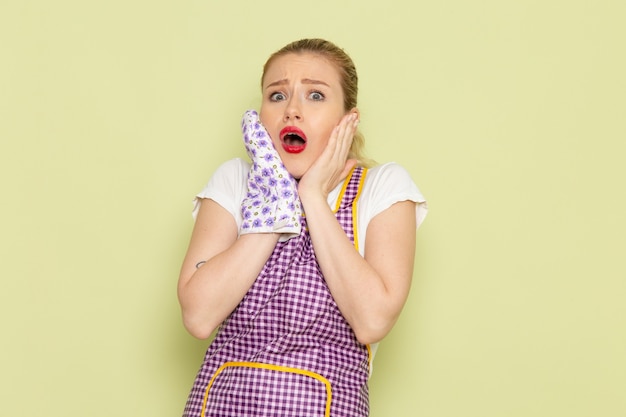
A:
262 52 342 88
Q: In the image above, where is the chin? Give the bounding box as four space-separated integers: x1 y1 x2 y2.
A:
282 159 309 180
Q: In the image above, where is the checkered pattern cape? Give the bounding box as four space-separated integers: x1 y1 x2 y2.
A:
183 167 370 417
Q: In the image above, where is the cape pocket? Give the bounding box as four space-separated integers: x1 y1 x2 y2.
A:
201 361 331 417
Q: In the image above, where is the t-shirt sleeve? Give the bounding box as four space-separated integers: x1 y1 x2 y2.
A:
191 158 249 223
364 163 428 229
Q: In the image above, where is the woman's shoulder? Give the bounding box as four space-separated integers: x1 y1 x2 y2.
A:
365 161 410 174
193 158 250 220
362 162 421 193
214 157 250 176
359 162 428 227
198 158 250 193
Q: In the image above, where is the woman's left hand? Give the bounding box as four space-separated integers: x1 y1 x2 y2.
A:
297 112 360 201
295 111 417 345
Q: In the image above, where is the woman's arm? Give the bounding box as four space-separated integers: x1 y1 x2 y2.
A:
177 199 279 339
301 194 416 345
298 113 417 344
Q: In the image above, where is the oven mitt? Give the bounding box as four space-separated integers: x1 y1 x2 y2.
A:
240 110 302 240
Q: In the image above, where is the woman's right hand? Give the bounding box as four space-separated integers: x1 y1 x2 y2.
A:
240 109 302 238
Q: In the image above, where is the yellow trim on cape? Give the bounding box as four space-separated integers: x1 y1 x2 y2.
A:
333 166 368 252
201 361 332 417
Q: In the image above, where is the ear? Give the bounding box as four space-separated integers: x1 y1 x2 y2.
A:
349 107 360 123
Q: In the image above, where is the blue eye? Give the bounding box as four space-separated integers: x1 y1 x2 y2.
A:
309 91 324 101
269 92 286 101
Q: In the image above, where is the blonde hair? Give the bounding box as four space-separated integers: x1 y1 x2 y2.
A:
262 38 376 168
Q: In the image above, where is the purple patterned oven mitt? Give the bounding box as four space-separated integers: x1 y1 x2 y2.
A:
240 110 302 239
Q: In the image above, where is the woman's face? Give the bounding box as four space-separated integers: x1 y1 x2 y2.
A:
260 52 348 179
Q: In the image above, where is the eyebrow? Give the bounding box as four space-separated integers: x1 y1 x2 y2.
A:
265 78 330 89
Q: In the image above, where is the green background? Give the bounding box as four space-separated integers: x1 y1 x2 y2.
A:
2 0 625 416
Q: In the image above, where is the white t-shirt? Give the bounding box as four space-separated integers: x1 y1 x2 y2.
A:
193 158 427 256
192 158 428 369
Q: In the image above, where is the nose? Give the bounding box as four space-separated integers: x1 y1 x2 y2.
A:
283 98 302 122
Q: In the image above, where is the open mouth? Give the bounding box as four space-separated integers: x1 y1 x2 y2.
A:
279 126 307 154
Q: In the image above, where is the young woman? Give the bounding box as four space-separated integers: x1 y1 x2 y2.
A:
178 38 427 417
